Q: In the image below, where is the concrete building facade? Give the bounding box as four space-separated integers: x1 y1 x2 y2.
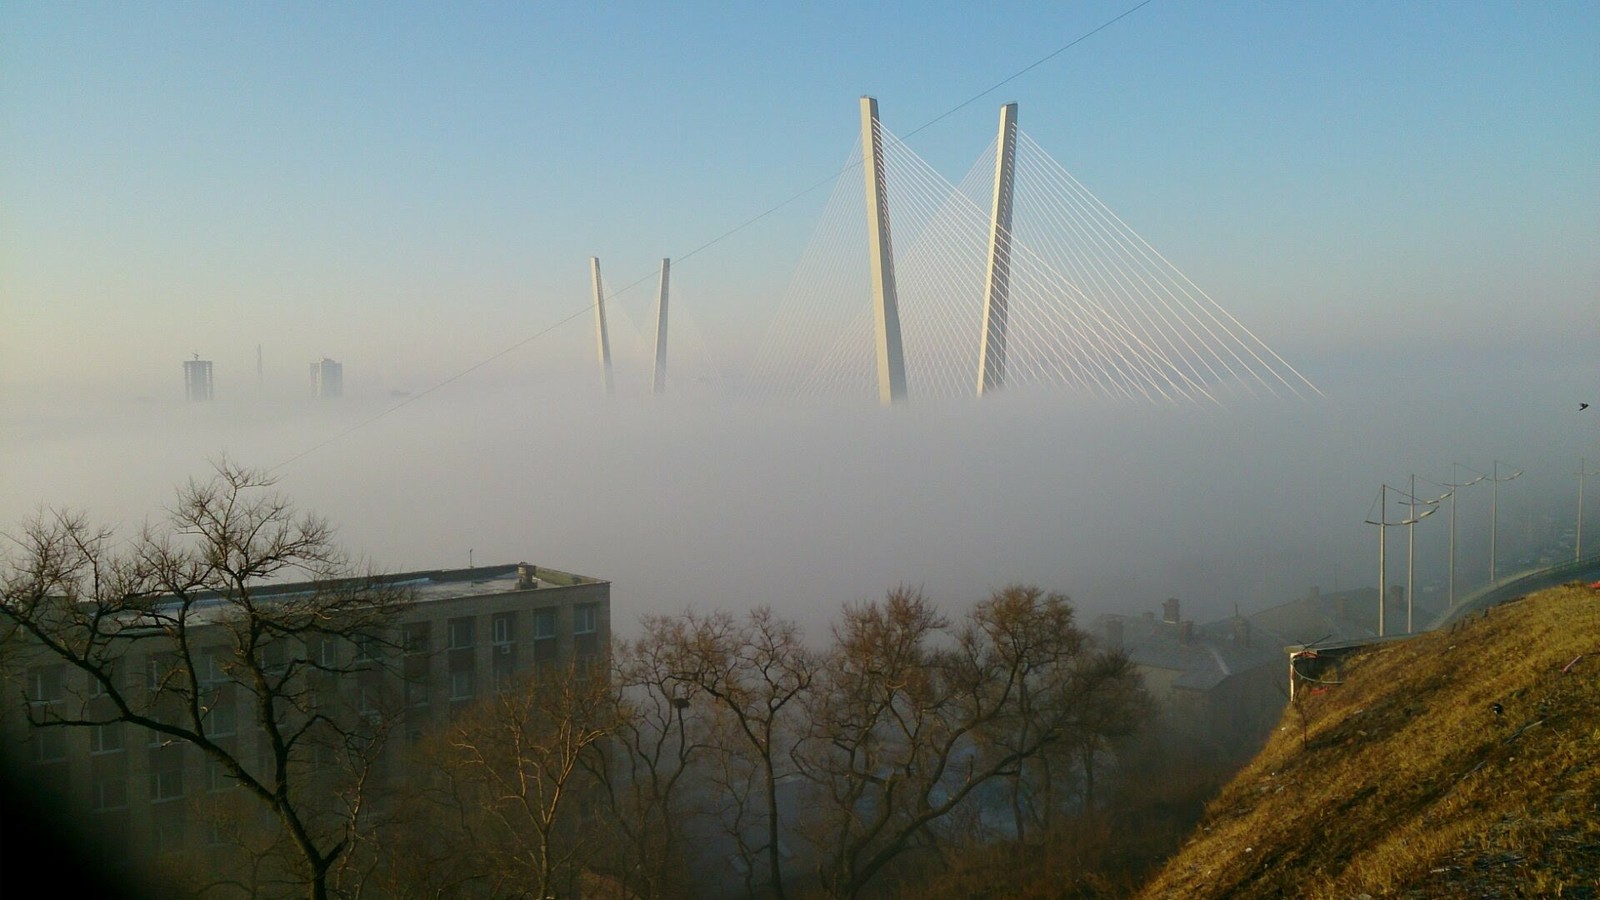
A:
183 357 214 401
310 357 343 399
1 561 610 883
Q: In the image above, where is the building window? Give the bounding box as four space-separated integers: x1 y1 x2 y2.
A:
315 637 338 668
402 622 431 655
532 609 556 640
147 652 181 693
449 669 474 702
150 765 185 803
354 634 381 665
492 612 515 645
153 815 186 854
533 609 558 667
204 691 236 737
201 650 229 687
448 617 474 650
575 604 598 635
404 677 429 709
257 640 287 676
27 665 65 704
32 728 67 764
206 758 233 793
492 661 514 691
90 722 125 755
88 671 112 698
92 777 129 812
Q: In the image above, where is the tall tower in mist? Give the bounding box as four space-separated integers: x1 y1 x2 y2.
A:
977 102 1019 397
859 96 907 406
311 358 343 399
653 258 670 395
184 355 214 402
590 257 614 395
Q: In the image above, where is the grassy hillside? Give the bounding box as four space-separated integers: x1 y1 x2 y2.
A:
1136 583 1600 899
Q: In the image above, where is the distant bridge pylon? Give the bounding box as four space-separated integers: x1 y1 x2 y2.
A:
746 98 1321 405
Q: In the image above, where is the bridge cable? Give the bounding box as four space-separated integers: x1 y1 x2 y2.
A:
269 0 1165 470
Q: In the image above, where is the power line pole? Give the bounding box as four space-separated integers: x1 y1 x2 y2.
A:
1579 459 1590 562
1445 464 1484 608
1488 460 1522 584
1367 483 1437 637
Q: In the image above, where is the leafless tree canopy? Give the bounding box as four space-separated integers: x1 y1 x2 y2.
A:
0 459 407 900
5 465 1149 900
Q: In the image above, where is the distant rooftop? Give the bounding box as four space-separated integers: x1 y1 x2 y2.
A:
403 563 603 602
149 562 605 617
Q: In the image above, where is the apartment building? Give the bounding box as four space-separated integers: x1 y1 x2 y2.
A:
0 560 610 879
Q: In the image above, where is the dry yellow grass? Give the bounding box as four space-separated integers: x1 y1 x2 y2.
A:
1136 583 1600 899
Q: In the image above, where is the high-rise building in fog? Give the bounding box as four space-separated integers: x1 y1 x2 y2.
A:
183 356 214 402
310 357 343 399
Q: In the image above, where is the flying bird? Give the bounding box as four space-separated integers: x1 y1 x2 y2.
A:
1582 402 1590 411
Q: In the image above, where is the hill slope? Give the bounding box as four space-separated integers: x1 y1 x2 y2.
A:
1136 583 1600 899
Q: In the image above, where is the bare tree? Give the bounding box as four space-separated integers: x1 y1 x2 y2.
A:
1062 649 1149 817
655 608 817 900
964 586 1146 833
584 631 714 899
0 460 407 900
800 586 1149 900
398 662 619 900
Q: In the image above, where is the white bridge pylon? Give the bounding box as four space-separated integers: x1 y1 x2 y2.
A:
747 99 1321 405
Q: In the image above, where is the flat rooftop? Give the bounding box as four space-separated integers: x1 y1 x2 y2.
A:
145 562 605 617
398 563 604 603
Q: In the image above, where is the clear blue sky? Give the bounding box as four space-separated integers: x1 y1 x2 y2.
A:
3 1 1596 398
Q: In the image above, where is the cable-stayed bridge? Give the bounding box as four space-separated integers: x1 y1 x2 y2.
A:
593 97 1319 405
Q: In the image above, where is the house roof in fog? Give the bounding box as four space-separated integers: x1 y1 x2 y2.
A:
1099 586 1420 695
1241 587 1385 647
1101 611 1281 693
